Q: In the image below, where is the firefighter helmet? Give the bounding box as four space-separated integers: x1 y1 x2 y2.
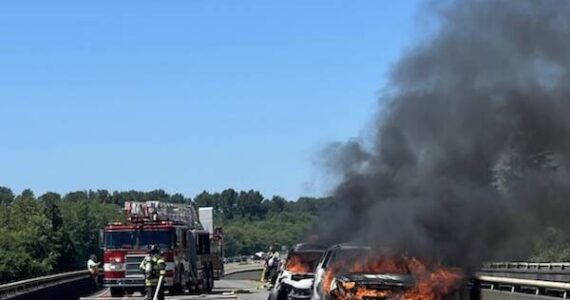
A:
149 244 160 254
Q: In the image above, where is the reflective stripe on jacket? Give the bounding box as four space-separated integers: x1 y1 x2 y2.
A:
139 254 166 286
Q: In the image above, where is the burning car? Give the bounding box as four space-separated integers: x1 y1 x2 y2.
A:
269 243 326 300
312 244 461 300
329 273 414 300
313 244 378 300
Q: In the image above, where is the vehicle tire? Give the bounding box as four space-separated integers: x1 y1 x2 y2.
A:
207 264 215 292
110 287 123 297
186 280 197 294
276 288 287 300
170 267 184 295
170 284 183 295
204 269 212 293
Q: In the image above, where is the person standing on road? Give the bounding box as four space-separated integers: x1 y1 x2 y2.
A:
266 246 281 286
87 254 100 289
263 246 274 282
139 245 166 300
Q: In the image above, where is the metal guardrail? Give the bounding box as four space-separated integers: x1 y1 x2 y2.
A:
480 261 570 286
476 262 570 298
483 262 570 272
0 270 89 299
475 273 570 299
4 262 570 299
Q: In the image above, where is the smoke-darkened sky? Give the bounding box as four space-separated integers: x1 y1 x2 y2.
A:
318 0 570 267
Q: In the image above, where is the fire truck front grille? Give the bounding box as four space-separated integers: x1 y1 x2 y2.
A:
125 255 146 278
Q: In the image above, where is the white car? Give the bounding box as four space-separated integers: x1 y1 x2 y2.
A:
268 244 325 300
311 244 373 300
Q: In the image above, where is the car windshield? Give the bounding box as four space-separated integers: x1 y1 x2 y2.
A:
286 252 323 272
331 248 371 264
104 229 174 249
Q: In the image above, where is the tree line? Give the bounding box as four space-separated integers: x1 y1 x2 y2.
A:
0 186 329 283
3 184 563 284
192 190 333 257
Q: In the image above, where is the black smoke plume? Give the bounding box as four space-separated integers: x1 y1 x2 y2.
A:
316 0 570 268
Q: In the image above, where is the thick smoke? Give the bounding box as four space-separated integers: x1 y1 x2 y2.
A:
317 0 570 268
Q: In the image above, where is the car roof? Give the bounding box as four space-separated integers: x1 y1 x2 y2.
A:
291 243 327 253
328 243 372 251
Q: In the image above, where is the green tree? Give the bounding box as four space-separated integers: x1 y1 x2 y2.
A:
17 189 35 201
220 189 238 219
0 197 58 282
170 193 186 204
0 186 14 205
146 189 170 202
268 196 286 214
237 190 266 220
64 191 88 202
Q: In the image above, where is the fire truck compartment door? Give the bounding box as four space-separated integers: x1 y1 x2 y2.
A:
187 231 197 272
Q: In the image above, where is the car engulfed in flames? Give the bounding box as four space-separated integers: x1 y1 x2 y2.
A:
330 273 414 300
286 255 315 274
269 244 326 300
324 254 461 300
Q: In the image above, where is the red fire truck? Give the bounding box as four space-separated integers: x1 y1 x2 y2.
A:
101 201 224 297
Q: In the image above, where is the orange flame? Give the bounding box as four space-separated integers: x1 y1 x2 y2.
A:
402 268 462 300
286 255 313 274
325 254 461 300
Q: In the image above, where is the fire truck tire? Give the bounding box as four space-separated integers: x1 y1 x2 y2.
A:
110 287 124 297
209 265 215 290
205 265 214 292
169 267 184 295
186 278 197 294
171 282 183 294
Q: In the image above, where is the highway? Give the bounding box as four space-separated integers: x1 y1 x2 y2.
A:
79 263 268 300
4 261 570 300
80 279 269 300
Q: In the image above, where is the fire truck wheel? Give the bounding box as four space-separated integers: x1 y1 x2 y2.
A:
205 265 214 293
110 287 124 297
170 280 183 294
186 279 196 294
208 264 214 292
170 267 184 294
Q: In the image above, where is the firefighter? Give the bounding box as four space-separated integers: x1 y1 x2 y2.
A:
139 245 166 300
87 254 100 288
262 246 274 282
265 246 280 286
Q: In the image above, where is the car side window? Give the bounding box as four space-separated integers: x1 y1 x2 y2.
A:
321 250 333 268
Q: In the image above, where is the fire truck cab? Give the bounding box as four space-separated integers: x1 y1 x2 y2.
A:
101 201 223 297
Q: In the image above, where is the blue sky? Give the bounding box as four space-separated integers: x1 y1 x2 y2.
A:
0 1 420 200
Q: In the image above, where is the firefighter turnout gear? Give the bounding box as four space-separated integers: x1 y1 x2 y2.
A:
139 251 166 300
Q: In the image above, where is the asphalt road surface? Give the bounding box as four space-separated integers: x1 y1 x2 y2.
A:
80 279 269 300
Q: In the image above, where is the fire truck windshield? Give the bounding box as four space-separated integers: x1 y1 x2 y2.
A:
139 230 173 249
105 231 136 249
104 229 173 249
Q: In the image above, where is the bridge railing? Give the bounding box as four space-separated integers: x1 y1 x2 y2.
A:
474 274 570 299
480 261 570 283
475 262 570 299
483 262 570 271
0 270 89 299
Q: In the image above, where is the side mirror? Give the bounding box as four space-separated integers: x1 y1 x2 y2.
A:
99 229 105 250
